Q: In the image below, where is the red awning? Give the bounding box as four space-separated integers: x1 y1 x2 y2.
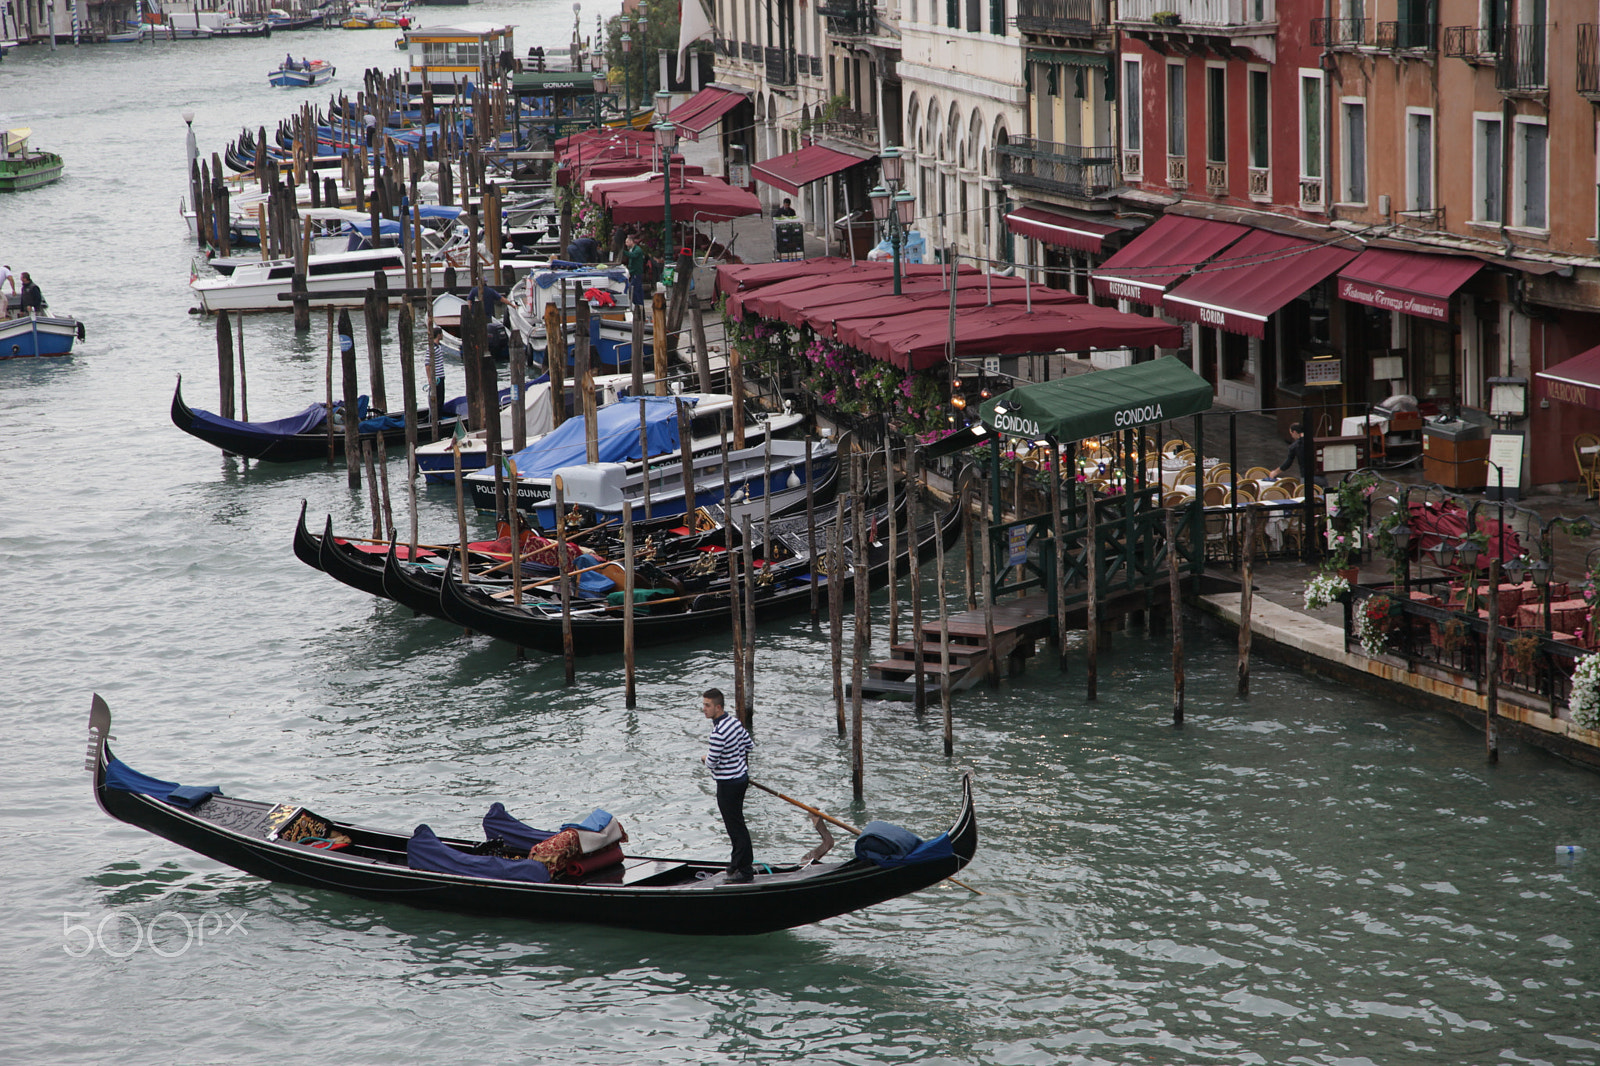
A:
1090 215 1248 306
751 143 870 196
1160 230 1357 339
843 304 1185 370
592 173 762 224
1537 345 1600 412
712 259 1176 369
665 86 746 141
1335 248 1483 322
1005 207 1120 254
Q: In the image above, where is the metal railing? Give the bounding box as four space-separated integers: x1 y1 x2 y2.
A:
1377 18 1436 50
765 46 798 86
1442 24 1500 58
1497 24 1546 90
1015 0 1107 35
994 137 1118 198
1581 24 1600 94
1345 583 1585 718
1311 17 1369 47
817 2 875 35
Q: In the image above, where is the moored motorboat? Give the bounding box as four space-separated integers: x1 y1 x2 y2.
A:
86 696 977 935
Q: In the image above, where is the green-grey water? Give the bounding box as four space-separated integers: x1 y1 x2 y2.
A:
5 15 1600 1063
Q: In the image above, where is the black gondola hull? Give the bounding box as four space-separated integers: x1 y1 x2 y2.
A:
86 697 976 936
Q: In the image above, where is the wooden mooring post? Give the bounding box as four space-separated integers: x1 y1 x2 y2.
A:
831 492 846 737
554 475 575 685
935 485 954 756
980 483 998 687
623 503 636 709
1085 492 1099 701
1167 507 1185 725
907 448 925 714
1238 506 1256 698
339 309 360 489
851 454 866 800
723 429 746 723
742 512 757 729
806 438 818 627
1486 558 1500 763
215 310 236 422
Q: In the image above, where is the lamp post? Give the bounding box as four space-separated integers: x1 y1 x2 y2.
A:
592 64 607 130
654 116 678 259
620 23 632 115
637 16 649 100
870 146 914 295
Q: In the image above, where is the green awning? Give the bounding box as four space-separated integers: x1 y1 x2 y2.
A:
1025 49 1109 69
977 358 1213 442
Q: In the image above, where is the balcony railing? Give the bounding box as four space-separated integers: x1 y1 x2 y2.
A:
1247 166 1269 199
1015 0 1108 35
1497 23 1546 90
1580 24 1600 95
1167 155 1188 188
1205 162 1227 194
1122 148 1143 179
1119 0 1274 28
995 138 1118 198
817 2 875 36
1311 17 1369 47
815 107 880 150
765 45 798 86
1442 24 1500 59
1377 19 1436 50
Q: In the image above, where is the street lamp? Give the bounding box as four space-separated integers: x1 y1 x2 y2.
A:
654 119 678 259
656 88 672 122
637 16 649 99
872 146 914 295
620 24 633 114
592 64 607 129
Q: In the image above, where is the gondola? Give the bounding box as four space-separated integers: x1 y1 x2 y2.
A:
171 375 467 463
435 493 966 656
86 696 977 936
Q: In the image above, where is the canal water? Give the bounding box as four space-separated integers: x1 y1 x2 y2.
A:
6 14 1600 1063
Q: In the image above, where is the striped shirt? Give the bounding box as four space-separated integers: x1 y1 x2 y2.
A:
706 713 753 780
428 341 447 383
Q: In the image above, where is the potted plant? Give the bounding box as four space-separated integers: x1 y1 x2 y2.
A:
1571 652 1600 729
1152 10 1181 25
1304 569 1351 611
1356 594 1393 656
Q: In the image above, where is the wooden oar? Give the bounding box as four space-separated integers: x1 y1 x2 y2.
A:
749 780 981 894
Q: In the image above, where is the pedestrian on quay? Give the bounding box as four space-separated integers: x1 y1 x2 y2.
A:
699 687 755 883
1268 422 1326 486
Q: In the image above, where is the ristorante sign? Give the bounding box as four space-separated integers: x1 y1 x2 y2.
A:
1336 278 1450 321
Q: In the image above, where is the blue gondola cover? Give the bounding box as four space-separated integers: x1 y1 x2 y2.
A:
501 395 686 477
406 824 552 883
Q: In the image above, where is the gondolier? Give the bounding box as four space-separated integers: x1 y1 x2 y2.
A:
700 688 755 883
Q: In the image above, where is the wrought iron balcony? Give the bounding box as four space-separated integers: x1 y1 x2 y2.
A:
1442 24 1500 60
817 1 875 36
1496 24 1546 90
1311 17 1369 48
996 137 1117 198
1580 24 1600 95
815 107 880 150
1376 19 1436 51
1015 0 1108 36
765 46 798 86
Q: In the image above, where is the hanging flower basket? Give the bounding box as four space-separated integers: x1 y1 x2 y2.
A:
1570 652 1600 730
1304 570 1350 611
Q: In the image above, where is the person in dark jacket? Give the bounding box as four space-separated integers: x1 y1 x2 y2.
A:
17 272 44 313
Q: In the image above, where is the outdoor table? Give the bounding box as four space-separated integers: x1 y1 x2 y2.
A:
1515 598 1588 631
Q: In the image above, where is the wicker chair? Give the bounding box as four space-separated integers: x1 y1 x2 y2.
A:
1575 433 1600 500
1175 466 1197 487
1243 465 1272 480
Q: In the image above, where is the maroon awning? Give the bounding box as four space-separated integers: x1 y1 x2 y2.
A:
1537 345 1600 412
752 143 870 196
592 173 762 224
836 303 1185 370
1160 230 1357 339
1090 215 1248 306
1335 248 1483 322
1005 207 1120 254
715 256 858 298
816 279 1084 339
665 86 746 141
727 264 979 321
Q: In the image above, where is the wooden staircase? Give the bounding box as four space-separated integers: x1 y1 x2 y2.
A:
849 595 1052 701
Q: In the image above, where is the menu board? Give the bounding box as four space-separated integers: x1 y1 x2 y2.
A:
1487 433 1524 500
1304 358 1343 386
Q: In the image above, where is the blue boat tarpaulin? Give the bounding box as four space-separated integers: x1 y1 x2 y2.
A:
503 395 687 477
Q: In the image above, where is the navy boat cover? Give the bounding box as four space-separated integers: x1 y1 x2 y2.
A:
501 394 686 478
406 824 552 883
853 820 955 868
